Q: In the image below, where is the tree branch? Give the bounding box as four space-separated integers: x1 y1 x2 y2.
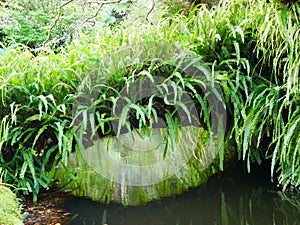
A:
146 0 155 24
43 0 126 45
43 0 74 46
85 0 122 26
85 3 104 26
87 0 122 4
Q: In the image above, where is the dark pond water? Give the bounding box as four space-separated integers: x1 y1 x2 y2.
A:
60 162 300 225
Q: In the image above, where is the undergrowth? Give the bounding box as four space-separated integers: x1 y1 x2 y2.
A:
0 0 299 201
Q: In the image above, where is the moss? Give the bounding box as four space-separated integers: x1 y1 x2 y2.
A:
0 184 23 225
0 211 23 225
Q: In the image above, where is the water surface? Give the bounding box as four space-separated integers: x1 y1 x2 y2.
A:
61 162 300 225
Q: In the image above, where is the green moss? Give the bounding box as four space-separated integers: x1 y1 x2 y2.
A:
0 185 23 225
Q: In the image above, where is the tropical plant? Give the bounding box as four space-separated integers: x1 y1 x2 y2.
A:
0 0 299 202
180 0 300 190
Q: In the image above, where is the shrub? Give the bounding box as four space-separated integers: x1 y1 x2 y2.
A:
0 0 299 201
160 0 300 189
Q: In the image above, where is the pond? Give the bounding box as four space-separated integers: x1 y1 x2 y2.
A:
55 161 299 225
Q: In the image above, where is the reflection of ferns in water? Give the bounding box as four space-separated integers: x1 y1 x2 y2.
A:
218 187 300 225
275 190 300 223
54 125 221 205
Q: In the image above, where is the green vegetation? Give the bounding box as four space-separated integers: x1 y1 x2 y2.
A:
0 184 23 225
0 0 299 205
0 0 135 49
175 0 300 190
54 127 226 205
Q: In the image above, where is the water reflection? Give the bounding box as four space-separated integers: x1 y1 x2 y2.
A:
61 163 300 225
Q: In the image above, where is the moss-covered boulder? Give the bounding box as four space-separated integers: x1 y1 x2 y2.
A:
0 184 23 225
54 127 230 205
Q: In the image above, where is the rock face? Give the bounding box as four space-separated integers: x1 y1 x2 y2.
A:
0 185 23 225
54 127 221 205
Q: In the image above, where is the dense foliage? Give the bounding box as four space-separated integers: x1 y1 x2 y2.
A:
0 0 135 49
0 0 299 201
164 0 300 190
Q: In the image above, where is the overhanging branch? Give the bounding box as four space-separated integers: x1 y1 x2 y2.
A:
43 0 75 46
